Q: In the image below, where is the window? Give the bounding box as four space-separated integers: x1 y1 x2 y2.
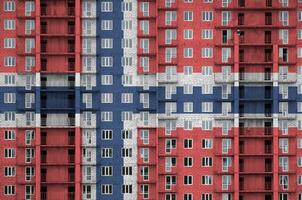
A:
279 29 288 44
25 167 35 181
165 29 177 44
25 56 35 71
5 148 15 158
279 11 289 26
184 102 193 112
279 175 289 190
140 166 149 180
122 130 133 139
4 57 16 67
184 175 193 185
101 20 113 30
122 20 132 30
202 102 213 112
4 130 15 140
140 39 149 53
184 84 193 94
140 20 149 35
122 185 133 194
25 20 35 34
184 66 193 75
222 11 231 25
202 157 213 167
298 30 302 40
202 29 213 39
202 120 213 130
140 148 149 162
184 139 193 149
184 48 193 58
4 1 15 11
122 166 133 175
101 112 113 122
202 48 213 58
101 93 113 103
202 85 213 94
140 2 149 16
298 157 302 167
184 194 193 200
165 11 177 25
4 93 16 104
184 29 193 39
101 2 113 12
202 11 213 21
184 157 193 167
184 11 193 21
121 112 133 121
101 75 113 85
202 66 213 75
140 93 149 108
202 139 213 149
298 175 302 185
140 130 149 144
101 129 113 140
201 176 213 185
101 184 113 194
121 93 133 103
4 112 15 121
101 148 113 158
4 185 15 195
4 167 15 177
202 194 213 200
299 11 302 21
4 38 15 48
122 38 133 49
101 39 113 49
222 48 231 62
121 57 133 67
184 120 193 130
222 139 232 153
122 148 132 158
122 75 133 85
4 20 15 30
121 2 132 12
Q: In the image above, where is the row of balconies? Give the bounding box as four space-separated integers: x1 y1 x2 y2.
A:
216 0 295 10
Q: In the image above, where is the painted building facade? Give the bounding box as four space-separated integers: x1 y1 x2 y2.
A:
1 0 302 200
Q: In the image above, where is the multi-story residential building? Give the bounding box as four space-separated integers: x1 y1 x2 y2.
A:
1 0 302 200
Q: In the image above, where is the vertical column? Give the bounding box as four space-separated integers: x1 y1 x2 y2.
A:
272 44 279 200
233 31 240 200
35 1 41 199
75 0 81 200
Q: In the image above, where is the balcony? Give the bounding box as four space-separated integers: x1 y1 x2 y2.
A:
239 73 272 83
214 74 234 83
239 128 272 137
158 74 178 83
41 114 75 127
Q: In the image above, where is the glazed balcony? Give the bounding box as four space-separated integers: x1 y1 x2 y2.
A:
239 73 272 83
